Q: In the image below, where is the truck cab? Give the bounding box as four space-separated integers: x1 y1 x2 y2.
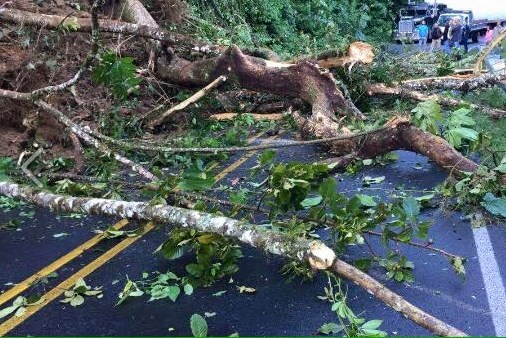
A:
393 2 446 42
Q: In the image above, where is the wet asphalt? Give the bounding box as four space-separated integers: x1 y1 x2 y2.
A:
1 135 506 336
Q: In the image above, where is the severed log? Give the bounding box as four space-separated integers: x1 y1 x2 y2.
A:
316 41 375 72
367 83 506 119
153 45 481 177
0 181 467 337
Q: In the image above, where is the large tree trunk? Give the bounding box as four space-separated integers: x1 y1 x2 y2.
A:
155 45 353 133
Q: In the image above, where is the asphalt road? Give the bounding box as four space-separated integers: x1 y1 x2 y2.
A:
1 135 506 336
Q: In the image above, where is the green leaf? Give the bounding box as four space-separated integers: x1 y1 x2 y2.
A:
69 294 85 307
91 50 141 100
190 314 208 337
184 284 194 296
14 306 27 317
300 196 323 208
318 322 343 335
411 99 443 135
186 264 203 277
361 319 383 330
362 176 385 186
402 196 420 219
356 194 377 207
494 163 506 173
259 150 276 165
481 193 506 217
450 256 466 279
177 176 215 192
353 258 372 272
0 303 22 319
167 285 181 302
319 177 337 200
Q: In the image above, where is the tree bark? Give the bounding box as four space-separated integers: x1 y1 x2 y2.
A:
0 8 218 53
398 71 506 92
367 83 506 118
0 181 467 337
156 45 355 135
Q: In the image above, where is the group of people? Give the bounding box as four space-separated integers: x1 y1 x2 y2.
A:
416 18 504 53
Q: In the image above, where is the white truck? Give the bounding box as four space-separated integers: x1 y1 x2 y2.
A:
394 0 506 42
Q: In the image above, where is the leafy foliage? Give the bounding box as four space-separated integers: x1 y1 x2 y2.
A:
156 228 243 286
411 99 443 135
0 295 44 320
444 108 479 148
60 278 103 307
378 252 415 282
117 271 194 305
318 273 386 336
265 162 331 214
184 0 395 58
411 101 479 149
92 50 141 100
0 157 15 182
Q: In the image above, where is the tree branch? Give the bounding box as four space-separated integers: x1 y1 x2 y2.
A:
367 83 506 118
0 180 467 337
145 75 227 129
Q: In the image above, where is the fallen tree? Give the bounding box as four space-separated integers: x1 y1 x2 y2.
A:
1 1 503 335
0 181 467 337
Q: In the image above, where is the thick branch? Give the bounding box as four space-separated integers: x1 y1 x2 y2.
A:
0 181 467 337
155 45 363 137
0 8 216 53
398 71 506 92
367 83 506 118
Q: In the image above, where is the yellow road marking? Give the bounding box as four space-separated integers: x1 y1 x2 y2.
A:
0 130 276 335
0 219 129 308
0 222 155 336
214 132 278 182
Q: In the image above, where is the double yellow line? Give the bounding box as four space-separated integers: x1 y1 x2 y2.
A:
0 130 277 335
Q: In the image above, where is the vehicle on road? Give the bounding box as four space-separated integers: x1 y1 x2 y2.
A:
394 0 506 43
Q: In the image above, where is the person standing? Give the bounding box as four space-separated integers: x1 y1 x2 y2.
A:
417 20 429 51
442 19 453 53
484 26 494 44
461 17 471 53
430 23 442 52
450 17 462 50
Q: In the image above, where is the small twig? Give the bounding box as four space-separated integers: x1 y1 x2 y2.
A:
365 230 459 260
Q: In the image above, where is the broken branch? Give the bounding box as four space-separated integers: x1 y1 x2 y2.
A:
146 75 227 129
0 180 467 337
